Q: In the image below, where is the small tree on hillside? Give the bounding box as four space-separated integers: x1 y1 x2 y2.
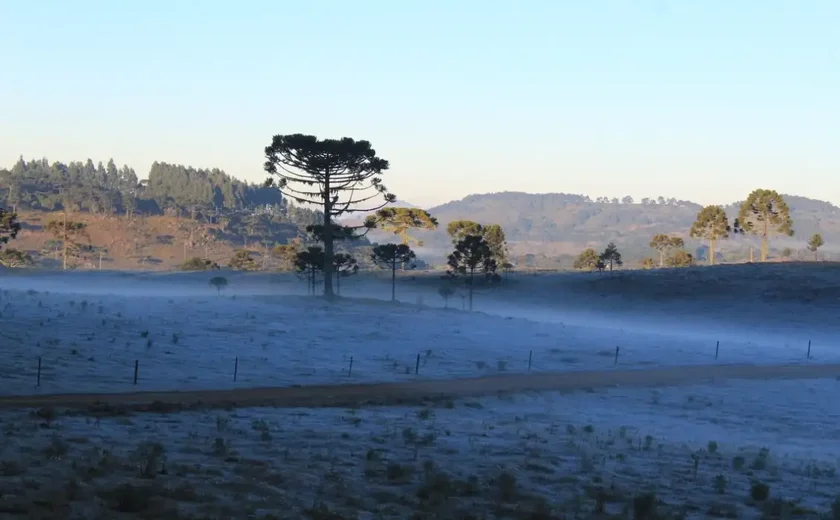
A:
737 189 793 262
0 206 21 250
780 247 793 261
641 257 656 269
295 246 325 295
45 215 90 269
366 208 438 246
273 239 301 271
438 284 455 309
371 243 417 301
228 249 259 271
209 276 228 296
573 248 601 271
332 252 358 296
600 242 623 272
446 234 499 311
667 250 695 267
649 234 684 267
264 134 395 298
807 233 825 261
689 205 732 266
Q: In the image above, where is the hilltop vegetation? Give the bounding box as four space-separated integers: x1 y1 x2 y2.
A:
0 157 379 270
385 191 840 267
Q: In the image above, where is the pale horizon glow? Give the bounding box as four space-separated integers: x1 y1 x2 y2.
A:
2 1 838 209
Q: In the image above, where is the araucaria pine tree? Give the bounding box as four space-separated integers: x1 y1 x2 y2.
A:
737 189 793 262
447 234 499 311
332 252 358 295
689 206 732 265
295 246 326 295
649 234 684 267
264 134 394 298
446 220 508 264
371 244 416 301
45 215 90 269
600 242 623 272
807 233 824 261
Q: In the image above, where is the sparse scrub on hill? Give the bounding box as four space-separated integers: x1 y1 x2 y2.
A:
737 189 794 262
371 243 417 301
264 134 395 298
573 248 601 271
228 249 259 271
0 247 34 267
180 256 220 271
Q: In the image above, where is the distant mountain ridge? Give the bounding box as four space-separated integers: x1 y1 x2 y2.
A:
361 191 840 265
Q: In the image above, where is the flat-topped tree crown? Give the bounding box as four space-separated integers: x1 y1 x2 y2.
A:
365 207 438 246
689 205 731 265
264 134 395 298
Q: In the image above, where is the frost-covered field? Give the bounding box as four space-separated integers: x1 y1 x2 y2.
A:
0 269 834 396
2 378 839 519
1 267 840 518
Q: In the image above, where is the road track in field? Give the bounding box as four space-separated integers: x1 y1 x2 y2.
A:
0 362 837 412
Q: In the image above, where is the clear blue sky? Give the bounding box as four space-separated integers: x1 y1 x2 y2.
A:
2 1 838 208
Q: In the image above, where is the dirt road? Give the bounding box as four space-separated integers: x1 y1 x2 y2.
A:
0 362 838 413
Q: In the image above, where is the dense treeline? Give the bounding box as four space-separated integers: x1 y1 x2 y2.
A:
0 157 322 227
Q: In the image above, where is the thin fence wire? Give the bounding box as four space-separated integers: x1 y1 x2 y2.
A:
1 338 822 397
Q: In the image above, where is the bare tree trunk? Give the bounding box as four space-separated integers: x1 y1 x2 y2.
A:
761 220 768 262
709 238 716 266
391 259 397 301
322 176 335 298
62 212 68 270
468 268 474 311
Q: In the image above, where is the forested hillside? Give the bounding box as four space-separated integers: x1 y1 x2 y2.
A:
0 157 375 270
0 157 321 225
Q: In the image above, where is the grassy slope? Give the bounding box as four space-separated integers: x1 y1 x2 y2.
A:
12 211 255 270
